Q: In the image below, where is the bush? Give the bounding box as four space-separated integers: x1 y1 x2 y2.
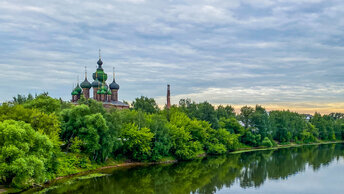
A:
120 123 154 161
0 120 54 188
207 143 227 155
261 137 273 147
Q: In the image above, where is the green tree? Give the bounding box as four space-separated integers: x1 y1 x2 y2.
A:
145 114 173 161
60 105 114 162
250 105 270 138
0 104 61 145
261 137 273 147
23 94 61 114
0 120 54 188
216 105 235 119
219 117 245 135
120 123 154 161
311 113 329 140
12 94 34 105
239 106 254 129
132 96 159 114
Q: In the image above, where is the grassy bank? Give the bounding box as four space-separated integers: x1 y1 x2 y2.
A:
230 140 344 154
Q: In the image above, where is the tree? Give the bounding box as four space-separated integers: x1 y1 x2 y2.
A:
216 105 235 119
12 94 33 105
23 94 61 114
239 106 254 129
250 105 270 138
132 96 159 114
0 120 54 188
0 104 61 145
145 114 173 161
219 117 245 135
169 111 203 160
269 110 310 143
261 137 273 147
311 113 329 140
120 123 154 161
196 102 219 129
60 105 114 162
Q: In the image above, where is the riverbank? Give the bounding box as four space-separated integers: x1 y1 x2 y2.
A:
53 140 344 180
2 140 343 194
230 140 344 154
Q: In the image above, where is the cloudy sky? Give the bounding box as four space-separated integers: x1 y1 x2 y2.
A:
0 0 344 113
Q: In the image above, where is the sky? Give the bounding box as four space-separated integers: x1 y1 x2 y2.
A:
0 0 344 114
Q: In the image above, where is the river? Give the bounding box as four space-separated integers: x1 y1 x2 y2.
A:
35 143 344 194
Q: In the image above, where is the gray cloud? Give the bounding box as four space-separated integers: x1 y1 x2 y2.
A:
0 0 343 113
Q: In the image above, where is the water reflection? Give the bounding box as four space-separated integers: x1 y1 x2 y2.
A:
45 144 344 194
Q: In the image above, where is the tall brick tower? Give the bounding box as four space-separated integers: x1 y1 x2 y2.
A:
167 84 171 109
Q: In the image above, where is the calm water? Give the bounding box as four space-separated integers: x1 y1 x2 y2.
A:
42 143 344 194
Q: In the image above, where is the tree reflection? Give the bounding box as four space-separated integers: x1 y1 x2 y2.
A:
47 144 344 194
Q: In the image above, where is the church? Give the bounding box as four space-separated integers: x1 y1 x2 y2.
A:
71 51 129 109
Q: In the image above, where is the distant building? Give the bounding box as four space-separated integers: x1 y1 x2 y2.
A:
71 51 129 109
303 114 313 121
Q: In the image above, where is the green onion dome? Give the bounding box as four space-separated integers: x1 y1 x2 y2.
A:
92 70 107 82
100 84 107 91
80 78 92 89
71 90 78 95
97 89 101 94
107 90 112 95
74 84 82 94
92 79 102 88
100 89 107 94
109 80 119 90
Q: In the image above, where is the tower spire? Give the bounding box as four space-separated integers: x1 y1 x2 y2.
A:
99 49 101 59
113 67 115 81
85 66 87 79
167 84 171 109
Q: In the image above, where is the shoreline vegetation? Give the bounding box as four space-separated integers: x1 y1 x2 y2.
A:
1 93 344 193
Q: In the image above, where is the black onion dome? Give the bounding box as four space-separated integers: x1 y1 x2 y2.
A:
92 79 102 88
97 59 103 66
80 79 92 89
109 81 120 90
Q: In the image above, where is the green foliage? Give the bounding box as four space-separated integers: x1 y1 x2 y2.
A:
145 114 173 161
0 103 61 145
239 106 254 129
12 94 34 105
178 99 219 129
241 131 261 147
214 129 239 151
261 137 273 147
132 96 159 114
207 143 227 155
269 110 308 143
0 120 54 188
23 94 61 114
2 93 344 190
120 123 154 161
250 105 270 138
60 105 114 162
216 105 235 119
219 117 245 135
168 111 204 160
55 153 93 176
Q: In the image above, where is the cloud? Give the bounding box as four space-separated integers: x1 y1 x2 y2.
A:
0 0 343 114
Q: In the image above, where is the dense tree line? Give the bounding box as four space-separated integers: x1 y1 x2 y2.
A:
0 94 343 189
